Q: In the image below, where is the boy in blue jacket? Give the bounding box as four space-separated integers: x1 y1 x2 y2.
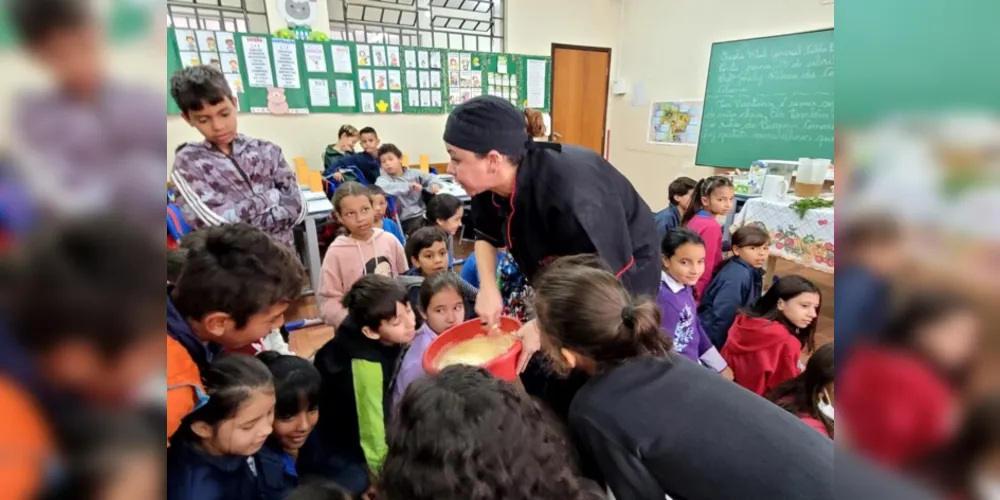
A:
698 225 770 349
324 127 382 185
654 176 697 239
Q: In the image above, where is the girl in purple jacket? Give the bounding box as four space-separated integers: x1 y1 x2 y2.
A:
656 227 733 378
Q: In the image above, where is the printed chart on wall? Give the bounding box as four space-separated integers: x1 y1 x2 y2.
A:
174 29 243 110
446 51 486 106
356 44 445 114
648 100 703 146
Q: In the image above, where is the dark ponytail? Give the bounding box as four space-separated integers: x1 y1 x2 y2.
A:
682 175 733 224
534 259 672 374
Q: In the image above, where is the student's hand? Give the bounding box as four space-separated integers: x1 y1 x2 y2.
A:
514 318 541 374
475 284 504 332
410 182 423 192
332 172 344 182
429 184 441 194
721 366 735 381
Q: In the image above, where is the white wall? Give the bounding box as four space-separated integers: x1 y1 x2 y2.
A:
605 0 833 209
166 0 621 171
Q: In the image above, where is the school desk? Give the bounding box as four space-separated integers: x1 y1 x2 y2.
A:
300 189 333 294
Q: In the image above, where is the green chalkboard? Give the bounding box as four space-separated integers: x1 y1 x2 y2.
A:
696 29 834 169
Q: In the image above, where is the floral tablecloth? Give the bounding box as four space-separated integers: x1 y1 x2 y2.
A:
732 197 835 273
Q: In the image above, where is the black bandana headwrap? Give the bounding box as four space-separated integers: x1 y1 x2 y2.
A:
443 95 532 158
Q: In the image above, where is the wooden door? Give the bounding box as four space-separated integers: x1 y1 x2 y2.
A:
550 44 611 155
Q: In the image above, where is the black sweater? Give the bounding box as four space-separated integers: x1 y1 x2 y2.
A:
569 355 833 500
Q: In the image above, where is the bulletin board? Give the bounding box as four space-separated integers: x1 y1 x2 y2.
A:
167 27 550 116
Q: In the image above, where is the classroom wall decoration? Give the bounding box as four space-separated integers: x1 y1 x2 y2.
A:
167 27 551 116
648 100 703 146
696 29 834 169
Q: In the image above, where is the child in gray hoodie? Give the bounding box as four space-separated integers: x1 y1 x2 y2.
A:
375 144 442 237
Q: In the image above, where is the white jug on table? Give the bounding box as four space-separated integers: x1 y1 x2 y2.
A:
761 174 788 201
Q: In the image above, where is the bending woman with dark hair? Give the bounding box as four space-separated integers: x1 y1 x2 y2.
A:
532 257 833 500
380 364 604 500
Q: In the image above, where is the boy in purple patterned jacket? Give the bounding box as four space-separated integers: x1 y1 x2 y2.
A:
169 66 304 247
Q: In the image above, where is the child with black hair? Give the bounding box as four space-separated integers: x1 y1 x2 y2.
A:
257 352 322 499
683 176 735 298
375 144 443 237
381 365 605 500
42 410 163 500
698 224 771 349
0 216 163 499
920 393 1000 500
834 213 904 373
391 273 468 408
839 292 980 469
367 185 405 245
300 275 416 496
426 193 464 266
531 259 833 500
324 126 382 185
286 481 352 500
400 227 478 326
722 275 822 396
323 125 359 174
656 228 731 377
166 354 277 500
767 342 835 438
318 182 408 327
169 65 305 247
168 224 306 442
654 176 697 238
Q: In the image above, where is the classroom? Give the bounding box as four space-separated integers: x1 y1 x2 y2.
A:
157 0 966 498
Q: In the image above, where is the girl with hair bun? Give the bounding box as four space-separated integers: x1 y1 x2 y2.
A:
532 256 834 500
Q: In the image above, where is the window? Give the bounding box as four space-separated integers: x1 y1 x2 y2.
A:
329 0 504 52
166 0 269 34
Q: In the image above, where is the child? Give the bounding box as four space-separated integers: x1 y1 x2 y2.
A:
301 275 416 496
654 176 697 238
391 273 468 408
287 482 353 500
721 275 821 396
257 352 322 499
767 343 835 439
381 365 605 500
368 184 405 245
323 124 359 175
656 228 731 377
167 223 305 442
401 227 478 326
920 393 1000 500
834 213 903 373
324 126 382 185
375 144 442 237
698 224 770 349
683 176 734 298
531 258 833 500
169 65 305 248
167 355 276 500
317 182 408 328
839 292 979 469
1 217 163 499
426 193 464 265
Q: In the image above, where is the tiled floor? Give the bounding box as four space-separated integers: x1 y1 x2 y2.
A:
287 241 835 359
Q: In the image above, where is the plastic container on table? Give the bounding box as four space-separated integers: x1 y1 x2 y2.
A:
422 317 523 381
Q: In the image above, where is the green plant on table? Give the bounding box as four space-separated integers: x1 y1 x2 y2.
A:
789 197 834 219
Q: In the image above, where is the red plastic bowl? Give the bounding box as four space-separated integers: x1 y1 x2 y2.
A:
422 317 523 381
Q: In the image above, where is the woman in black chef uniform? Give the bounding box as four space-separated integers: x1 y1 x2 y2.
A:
443 96 660 418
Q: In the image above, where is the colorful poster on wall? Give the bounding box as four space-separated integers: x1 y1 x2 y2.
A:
647 100 703 146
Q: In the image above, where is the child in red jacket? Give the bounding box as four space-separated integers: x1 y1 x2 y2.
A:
839 292 980 470
722 275 822 396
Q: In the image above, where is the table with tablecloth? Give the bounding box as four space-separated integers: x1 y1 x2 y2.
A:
731 197 835 280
